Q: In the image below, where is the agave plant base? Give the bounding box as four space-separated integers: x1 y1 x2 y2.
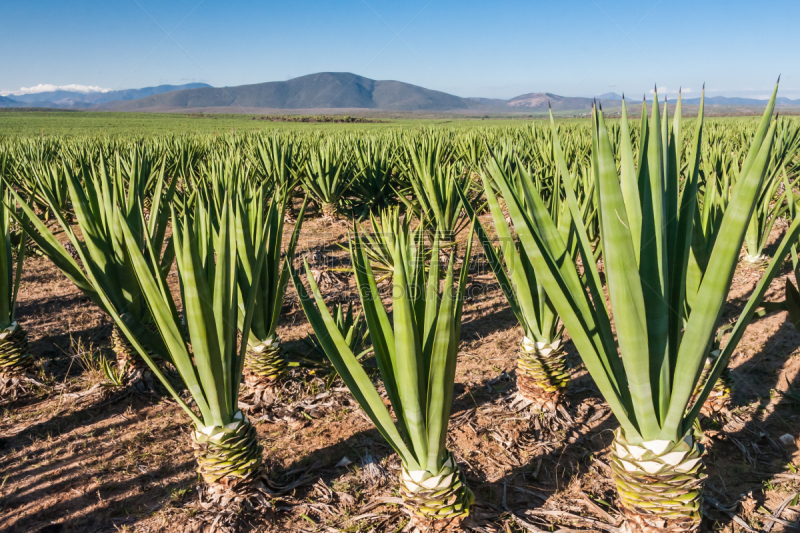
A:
514 336 569 413
320 202 339 223
242 335 287 411
244 335 287 384
192 412 264 504
610 429 706 533
111 326 158 392
0 322 36 398
400 453 475 531
743 253 768 265
0 322 31 373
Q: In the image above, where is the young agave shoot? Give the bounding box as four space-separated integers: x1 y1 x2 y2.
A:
105 193 269 505
492 83 784 532
291 223 476 531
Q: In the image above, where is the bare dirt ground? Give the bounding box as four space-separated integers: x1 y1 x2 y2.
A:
2 213 800 532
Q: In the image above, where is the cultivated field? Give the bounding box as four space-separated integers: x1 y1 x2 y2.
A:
2 93 800 533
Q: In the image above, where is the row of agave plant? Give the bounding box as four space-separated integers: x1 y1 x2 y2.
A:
0 84 799 531
5 104 799 233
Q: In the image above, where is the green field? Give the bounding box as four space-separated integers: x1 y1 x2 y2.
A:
0 110 565 137
0 108 775 138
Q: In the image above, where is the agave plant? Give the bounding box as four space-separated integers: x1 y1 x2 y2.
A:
291 222 476 530
249 134 300 193
691 209 800 426
301 139 356 221
455 132 485 173
355 206 423 283
743 171 790 263
13 158 71 222
248 134 303 221
105 192 269 503
688 326 734 422
236 186 307 403
743 119 800 262
491 85 783 531
399 137 473 244
0 161 30 398
8 152 175 391
688 113 800 418
350 139 397 218
460 156 575 414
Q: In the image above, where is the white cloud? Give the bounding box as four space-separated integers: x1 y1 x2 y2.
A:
0 84 112 96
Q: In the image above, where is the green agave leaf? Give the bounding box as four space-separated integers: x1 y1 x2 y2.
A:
425 252 458 472
487 142 639 439
391 235 428 467
456 183 529 335
116 209 207 425
594 108 657 438
619 98 642 263
290 258 418 469
664 112 778 440
178 207 227 426
685 213 800 428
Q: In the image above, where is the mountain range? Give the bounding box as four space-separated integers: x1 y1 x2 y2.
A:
1 83 210 108
2 73 798 114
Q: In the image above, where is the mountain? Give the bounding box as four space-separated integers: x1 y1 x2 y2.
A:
595 92 623 100
6 74 800 114
0 96 21 107
506 92 600 111
108 73 470 112
105 75 636 113
7 83 211 108
679 95 800 106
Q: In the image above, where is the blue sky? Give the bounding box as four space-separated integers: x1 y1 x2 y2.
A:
1 0 797 100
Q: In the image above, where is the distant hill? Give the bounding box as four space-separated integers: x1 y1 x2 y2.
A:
108 73 470 112
5 83 211 108
507 92 601 111
5 74 799 114
595 92 623 101
104 75 644 113
680 95 800 107
0 96 21 107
